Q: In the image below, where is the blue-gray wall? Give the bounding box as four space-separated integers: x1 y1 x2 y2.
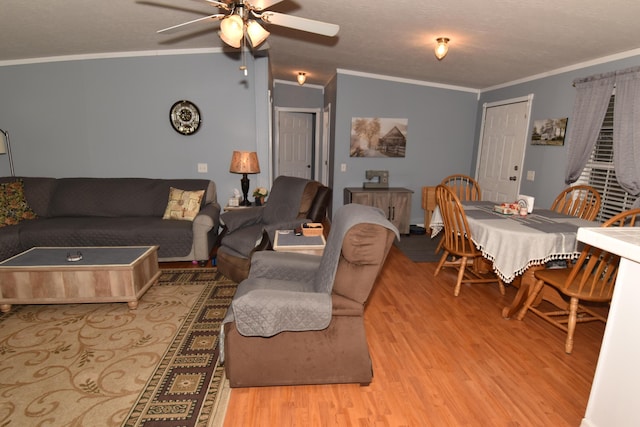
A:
273 81 324 109
3 49 640 223
477 53 640 210
331 73 479 225
0 51 271 204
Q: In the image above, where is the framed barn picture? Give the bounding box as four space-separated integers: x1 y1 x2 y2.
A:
531 118 568 146
350 117 408 157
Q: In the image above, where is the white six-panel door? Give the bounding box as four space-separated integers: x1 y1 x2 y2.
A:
476 96 532 202
277 111 314 179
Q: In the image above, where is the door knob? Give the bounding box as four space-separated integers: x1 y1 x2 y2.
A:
509 176 517 181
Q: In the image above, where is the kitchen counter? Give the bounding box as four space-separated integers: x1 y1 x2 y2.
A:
577 226 640 427
577 227 640 262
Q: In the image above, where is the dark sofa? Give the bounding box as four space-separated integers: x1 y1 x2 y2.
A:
0 177 220 264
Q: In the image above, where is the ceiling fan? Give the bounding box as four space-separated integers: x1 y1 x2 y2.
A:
157 0 340 50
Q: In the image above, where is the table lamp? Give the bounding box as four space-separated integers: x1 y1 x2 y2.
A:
0 128 15 177
229 151 260 206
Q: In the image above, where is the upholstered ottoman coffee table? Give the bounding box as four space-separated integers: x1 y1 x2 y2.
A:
0 246 160 313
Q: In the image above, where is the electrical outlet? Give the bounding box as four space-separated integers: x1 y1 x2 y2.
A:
526 170 535 181
341 163 347 172
197 163 208 173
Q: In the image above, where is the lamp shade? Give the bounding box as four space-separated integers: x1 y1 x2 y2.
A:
220 15 244 48
246 20 270 48
297 72 307 85
229 151 260 174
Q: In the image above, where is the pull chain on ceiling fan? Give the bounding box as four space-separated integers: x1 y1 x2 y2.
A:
158 0 339 74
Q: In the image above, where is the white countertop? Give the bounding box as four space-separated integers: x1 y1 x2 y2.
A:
577 227 640 263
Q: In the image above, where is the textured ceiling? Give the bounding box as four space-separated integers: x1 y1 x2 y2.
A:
2 0 640 88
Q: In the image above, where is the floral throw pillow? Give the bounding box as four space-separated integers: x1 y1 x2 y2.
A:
0 180 37 227
162 187 205 221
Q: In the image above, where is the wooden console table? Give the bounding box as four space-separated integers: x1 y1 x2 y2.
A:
344 187 413 234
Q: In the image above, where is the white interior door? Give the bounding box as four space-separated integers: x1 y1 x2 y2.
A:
476 96 532 202
278 111 314 179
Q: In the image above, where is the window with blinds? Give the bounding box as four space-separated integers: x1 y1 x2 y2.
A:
577 94 638 222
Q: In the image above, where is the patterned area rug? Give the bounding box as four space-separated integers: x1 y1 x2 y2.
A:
0 268 236 427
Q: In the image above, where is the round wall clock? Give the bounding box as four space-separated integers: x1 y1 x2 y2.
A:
170 100 201 135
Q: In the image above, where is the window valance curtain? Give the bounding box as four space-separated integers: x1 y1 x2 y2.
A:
565 66 640 207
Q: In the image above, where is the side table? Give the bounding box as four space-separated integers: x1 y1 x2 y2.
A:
223 203 254 212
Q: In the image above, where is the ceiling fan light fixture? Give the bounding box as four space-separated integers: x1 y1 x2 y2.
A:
435 37 450 60
220 14 244 48
246 20 270 48
297 72 307 85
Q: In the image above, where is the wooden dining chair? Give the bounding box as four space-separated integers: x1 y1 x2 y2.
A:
518 244 619 354
601 208 640 227
435 174 482 254
551 185 601 221
433 185 505 297
441 174 481 201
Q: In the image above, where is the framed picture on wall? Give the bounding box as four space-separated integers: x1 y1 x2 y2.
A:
350 117 408 157
530 117 568 146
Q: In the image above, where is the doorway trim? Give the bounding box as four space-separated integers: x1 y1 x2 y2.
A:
321 103 332 186
273 107 323 181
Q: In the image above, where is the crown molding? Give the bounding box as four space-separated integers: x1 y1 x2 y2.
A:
480 48 640 92
336 68 479 94
273 79 325 91
0 48 224 67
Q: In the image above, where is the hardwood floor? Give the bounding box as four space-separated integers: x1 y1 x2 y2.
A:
165 246 606 426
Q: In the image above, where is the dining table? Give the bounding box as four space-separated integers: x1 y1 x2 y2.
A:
430 201 599 319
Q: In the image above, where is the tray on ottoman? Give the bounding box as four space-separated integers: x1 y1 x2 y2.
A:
0 246 160 312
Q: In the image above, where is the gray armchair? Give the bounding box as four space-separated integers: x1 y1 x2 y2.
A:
216 175 331 282
222 204 399 387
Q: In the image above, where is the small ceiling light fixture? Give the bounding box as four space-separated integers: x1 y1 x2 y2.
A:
297 72 307 85
434 37 450 60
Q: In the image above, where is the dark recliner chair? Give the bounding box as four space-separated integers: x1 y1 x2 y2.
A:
222 203 399 387
216 175 332 283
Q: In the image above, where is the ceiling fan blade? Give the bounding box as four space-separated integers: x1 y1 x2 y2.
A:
260 12 339 37
202 0 232 10
157 14 225 34
246 0 284 11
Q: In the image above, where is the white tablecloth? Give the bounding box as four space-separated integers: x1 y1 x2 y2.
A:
431 201 598 283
